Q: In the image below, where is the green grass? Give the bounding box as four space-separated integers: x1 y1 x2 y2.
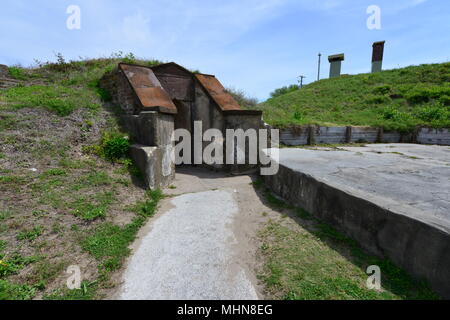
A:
258 62 450 131
17 226 43 242
0 54 171 300
257 187 439 300
2 85 101 116
38 189 164 300
7 66 28 80
0 280 37 300
259 219 438 300
82 190 162 274
70 191 116 221
44 280 98 300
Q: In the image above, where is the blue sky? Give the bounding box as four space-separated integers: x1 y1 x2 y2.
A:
0 0 449 100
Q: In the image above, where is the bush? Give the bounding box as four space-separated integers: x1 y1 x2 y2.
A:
225 87 258 108
270 84 300 98
366 95 391 104
439 95 450 106
101 132 130 161
415 104 448 122
293 111 303 121
406 86 450 104
8 67 28 80
88 80 112 102
373 85 391 95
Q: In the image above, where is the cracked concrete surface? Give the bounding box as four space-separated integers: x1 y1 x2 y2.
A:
276 144 450 229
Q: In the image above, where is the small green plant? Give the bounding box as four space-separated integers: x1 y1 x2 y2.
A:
7 66 28 80
293 110 303 121
121 52 137 65
0 280 37 300
42 168 67 177
101 132 130 161
382 107 401 120
17 226 43 242
70 192 115 221
0 253 39 277
44 280 97 300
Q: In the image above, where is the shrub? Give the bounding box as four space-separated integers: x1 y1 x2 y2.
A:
225 87 258 108
439 95 450 106
381 107 405 121
293 111 303 121
366 95 391 104
270 84 300 98
8 67 28 80
373 85 391 95
406 86 450 104
88 80 112 102
101 132 130 161
415 104 448 122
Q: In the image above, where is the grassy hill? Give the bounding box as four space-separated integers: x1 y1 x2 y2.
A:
0 54 167 300
257 63 450 131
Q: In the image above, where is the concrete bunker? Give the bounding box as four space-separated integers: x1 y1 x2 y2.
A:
100 62 263 189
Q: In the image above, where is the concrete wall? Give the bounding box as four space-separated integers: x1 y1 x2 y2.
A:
225 113 264 173
417 128 450 145
279 126 450 146
263 160 450 298
127 112 175 190
100 69 140 115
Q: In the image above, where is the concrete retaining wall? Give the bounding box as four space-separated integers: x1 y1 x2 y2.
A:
417 128 450 145
263 160 450 298
279 126 450 146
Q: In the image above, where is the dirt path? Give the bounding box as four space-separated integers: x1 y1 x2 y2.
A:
113 167 274 300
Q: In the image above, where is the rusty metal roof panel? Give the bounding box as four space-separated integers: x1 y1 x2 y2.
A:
195 74 242 112
119 63 177 113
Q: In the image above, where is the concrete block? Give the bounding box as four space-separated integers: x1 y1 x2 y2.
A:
123 112 175 147
130 144 175 190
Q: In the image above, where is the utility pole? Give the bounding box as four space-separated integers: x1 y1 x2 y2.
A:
317 53 322 81
298 75 306 89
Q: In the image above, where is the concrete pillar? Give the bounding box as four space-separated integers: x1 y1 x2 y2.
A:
328 54 345 78
371 41 385 73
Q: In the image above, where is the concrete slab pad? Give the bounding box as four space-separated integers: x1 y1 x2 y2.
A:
263 144 450 298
